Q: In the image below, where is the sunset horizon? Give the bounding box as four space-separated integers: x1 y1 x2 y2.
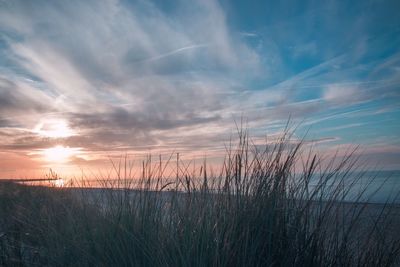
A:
1 0 400 180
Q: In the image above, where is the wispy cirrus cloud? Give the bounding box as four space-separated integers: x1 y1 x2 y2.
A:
0 0 399 175
0 0 262 172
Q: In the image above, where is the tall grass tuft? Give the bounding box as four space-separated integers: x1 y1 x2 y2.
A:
1 127 399 266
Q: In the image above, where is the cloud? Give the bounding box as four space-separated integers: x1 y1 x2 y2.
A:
0 76 55 122
323 85 362 105
0 0 263 163
0 0 399 174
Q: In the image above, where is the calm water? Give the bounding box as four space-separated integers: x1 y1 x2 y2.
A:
308 170 400 204
16 170 399 204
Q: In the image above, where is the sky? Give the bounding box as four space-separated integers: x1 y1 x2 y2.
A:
0 0 399 179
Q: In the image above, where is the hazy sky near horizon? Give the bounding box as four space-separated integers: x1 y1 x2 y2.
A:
0 0 399 177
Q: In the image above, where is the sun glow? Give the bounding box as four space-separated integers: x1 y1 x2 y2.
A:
34 119 75 138
43 146 79 162
53 178 65 187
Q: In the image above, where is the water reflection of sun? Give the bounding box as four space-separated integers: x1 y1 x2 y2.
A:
53 178 65 187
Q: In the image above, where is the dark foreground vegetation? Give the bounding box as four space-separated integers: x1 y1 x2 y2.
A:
1 129 400 266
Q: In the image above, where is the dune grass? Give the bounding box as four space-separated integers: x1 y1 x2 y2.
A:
1 128 399 266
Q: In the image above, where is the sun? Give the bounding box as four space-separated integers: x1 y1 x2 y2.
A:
34 119 75 138
43 145 79 162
